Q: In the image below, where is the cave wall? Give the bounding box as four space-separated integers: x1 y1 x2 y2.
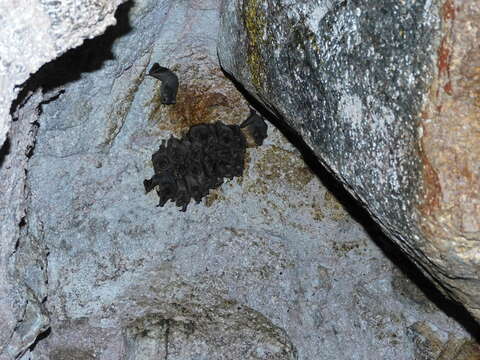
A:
0 0 126 149
0 0 126 358
0 0 478 359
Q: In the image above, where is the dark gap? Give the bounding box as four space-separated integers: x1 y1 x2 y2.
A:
164 319 170 360
38 91 66 116
25 140 37 159
220 68 480 341
13 238 20 253
37 0 134 93
9 0 134 118
28 327 51 353
0 137 11 168
11 215 27 255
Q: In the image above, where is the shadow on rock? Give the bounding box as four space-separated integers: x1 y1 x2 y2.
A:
10 0 134 115
0 137 11 168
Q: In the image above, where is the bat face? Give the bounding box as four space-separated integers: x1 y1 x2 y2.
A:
148 63 179 105
240 109 268 146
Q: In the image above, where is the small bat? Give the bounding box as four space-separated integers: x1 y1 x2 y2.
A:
148 63 179 105
240 108 268 146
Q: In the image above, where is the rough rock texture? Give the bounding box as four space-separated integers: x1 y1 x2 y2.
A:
418 0 480 320
0 0 126 358
0 90 49 360
0 0 126 149
1 0 478 359
217 0 480 323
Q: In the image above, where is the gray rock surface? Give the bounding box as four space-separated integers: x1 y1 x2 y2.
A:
217 0 480 324
0 0 126 149
1 0 478 359
0 0 125 358
0 90 49 360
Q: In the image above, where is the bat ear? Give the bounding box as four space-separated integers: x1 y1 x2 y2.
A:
149 63 172 76
144 179 153 193
240 111 255 128
149 63 161 74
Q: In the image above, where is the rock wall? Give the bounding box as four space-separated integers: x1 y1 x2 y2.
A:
0 0 125 358
0 0 126 148
217 0 480 323
1 0 478 359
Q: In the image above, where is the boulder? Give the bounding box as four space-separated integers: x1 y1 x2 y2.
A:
217 0 480 322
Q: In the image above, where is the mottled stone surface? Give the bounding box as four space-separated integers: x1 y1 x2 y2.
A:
0 0 126 149
0 0 125 358
217 0 480 323
0 90 49 360
1 0 478 359
418 0 480 320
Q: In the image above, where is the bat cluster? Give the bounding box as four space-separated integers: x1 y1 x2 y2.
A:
145 63 268 211
144 122 247 211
